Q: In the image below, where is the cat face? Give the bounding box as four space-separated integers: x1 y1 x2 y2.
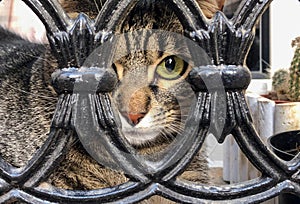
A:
111 30 197 147
113 55 193 146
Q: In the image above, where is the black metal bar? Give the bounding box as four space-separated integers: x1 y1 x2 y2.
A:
162 177 278 202
0 0 299 203
30 181 145 203
166 0 208 31
22 0 70 34
94 0 139 32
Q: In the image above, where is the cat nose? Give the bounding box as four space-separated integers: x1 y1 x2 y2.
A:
128 113 145 125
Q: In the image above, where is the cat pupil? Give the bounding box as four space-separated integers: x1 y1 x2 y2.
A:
165 57 176 72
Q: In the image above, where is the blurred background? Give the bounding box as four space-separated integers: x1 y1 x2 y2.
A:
0 0 46 42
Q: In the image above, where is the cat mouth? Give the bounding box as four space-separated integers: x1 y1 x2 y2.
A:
118 112 164 146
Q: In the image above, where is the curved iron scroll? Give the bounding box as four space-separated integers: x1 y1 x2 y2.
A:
0 0 299 203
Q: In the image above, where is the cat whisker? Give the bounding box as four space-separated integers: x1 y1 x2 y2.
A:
157 130 173 143
19 51 58 71
1 81 57 100
16 51 51 65
167 124 184 135
94 0 100 13
1 104 56 113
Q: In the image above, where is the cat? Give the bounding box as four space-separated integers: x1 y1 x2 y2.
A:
0 0 224 201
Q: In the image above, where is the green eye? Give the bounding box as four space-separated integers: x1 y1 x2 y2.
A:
156 56 186 80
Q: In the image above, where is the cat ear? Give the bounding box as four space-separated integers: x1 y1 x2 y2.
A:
0 26 45 73
216 0 226 11
195 0 225 18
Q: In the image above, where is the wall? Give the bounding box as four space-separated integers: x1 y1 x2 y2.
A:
270 0 300 74
0 0 46 42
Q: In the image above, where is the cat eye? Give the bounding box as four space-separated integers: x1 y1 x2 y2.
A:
156 56 187 80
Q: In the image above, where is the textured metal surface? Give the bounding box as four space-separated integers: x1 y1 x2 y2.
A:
0 0 299 203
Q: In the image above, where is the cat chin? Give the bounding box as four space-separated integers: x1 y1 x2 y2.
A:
118 112 164 146
122 127 163 146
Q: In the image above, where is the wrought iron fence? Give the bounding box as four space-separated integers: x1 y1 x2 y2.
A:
0 0 299 203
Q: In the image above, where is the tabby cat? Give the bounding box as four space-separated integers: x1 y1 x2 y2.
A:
0 0 223 202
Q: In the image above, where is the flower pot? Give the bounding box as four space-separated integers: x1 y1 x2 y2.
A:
223 93 300 203
268 130 300 204
268 130 300 161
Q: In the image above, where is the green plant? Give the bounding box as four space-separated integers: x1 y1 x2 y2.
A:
271 37 300 101
289 37 300 101
272 68 290 99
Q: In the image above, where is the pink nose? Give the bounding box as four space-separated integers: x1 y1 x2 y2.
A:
128 113 145 125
